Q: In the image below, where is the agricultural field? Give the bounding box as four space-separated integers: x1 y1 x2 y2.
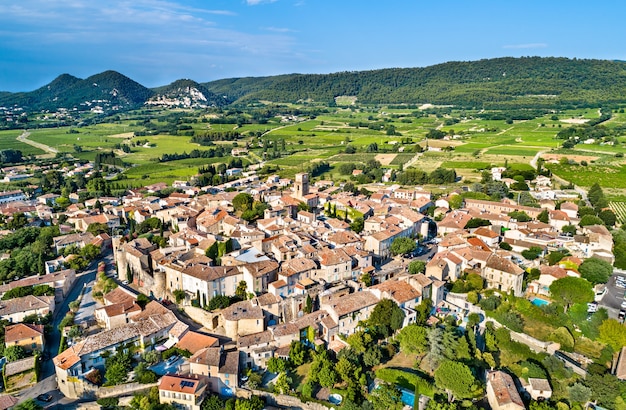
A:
609 202 626 225
0 130 45 156
3 104 626 195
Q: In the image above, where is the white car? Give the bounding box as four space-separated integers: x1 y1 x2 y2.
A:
621 300 626 310
617 281 626 289
587 302 598 313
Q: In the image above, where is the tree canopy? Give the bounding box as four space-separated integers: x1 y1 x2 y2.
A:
578 257 613 285
390 237 415 256
368 299 405 337
549 277 594 312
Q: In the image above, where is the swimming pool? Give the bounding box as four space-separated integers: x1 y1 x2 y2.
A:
531 297 550 307
400 388 415 406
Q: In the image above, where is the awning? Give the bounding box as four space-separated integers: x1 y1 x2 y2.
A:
156 338 176 351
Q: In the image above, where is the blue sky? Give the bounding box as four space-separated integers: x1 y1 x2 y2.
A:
1 0 625 92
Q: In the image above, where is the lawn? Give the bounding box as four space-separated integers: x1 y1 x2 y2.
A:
374 367 435 397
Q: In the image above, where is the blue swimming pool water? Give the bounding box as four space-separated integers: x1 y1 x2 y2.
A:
400 389 415 406
531 297 549 307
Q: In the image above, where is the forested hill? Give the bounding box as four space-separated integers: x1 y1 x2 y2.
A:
0 71 153 111
3 57 626 112
203 57 626 107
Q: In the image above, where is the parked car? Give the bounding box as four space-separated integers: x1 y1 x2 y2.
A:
620 300 626 310
587 302 598 313
37 394 52 402
166 355 179 366
620 309 626 321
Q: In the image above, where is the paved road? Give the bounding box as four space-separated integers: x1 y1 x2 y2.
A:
15 251 114 405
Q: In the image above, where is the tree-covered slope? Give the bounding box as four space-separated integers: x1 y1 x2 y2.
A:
0 70 153 111
203 57 626 107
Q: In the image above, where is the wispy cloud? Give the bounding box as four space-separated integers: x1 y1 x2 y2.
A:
263 26 296 33
503 43 548 49
246 0 278 5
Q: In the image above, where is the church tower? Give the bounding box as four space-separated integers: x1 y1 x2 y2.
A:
294 172 309 199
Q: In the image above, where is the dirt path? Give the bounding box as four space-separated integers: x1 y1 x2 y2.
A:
17 130 58 154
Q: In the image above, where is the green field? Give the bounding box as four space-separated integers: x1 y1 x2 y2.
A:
0 130 46 156
2 105 626 195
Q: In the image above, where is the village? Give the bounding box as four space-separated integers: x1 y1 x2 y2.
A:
0 161 621 410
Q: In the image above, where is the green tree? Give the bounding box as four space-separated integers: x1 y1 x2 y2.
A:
568 383 592 403
136 293 150 309
578 257 613 285
549 277 594 312
173 289 186 304
579 215 604 227
598 319 626 351
12 400 43 410
288 341 308 366
521 246 543 260
598 209 617 227
267 357 288 374
273 372 291 395
235 281 248 300
390 237 416 256
87 222 109 236
369 382 403 410
408 260 426 275
397 324 428 354
368 299 405 337
202 395 224 410
350 217 364 234
232 193 254 213
537 209 549 224
434 361 482 401
4 345 26 362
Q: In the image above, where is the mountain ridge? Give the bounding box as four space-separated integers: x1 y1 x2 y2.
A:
2 57 626 112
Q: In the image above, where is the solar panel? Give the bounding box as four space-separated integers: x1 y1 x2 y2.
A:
180 380 194 388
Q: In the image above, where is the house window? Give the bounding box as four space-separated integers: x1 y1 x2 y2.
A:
225 380 230 386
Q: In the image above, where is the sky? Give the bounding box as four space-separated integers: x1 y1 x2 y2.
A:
1 0 626 92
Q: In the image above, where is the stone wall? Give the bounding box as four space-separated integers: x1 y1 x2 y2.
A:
96 382 158 398
182 305 219 329
243 388 330 410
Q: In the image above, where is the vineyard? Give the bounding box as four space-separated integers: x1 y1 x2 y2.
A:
609 202 626 225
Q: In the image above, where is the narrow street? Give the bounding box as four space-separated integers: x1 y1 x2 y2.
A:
14 250 115 405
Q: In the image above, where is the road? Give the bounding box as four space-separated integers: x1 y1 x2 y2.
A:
15 251 114 405
16 131 58 154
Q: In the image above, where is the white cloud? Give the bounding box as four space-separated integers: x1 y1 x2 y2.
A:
246 0 278 5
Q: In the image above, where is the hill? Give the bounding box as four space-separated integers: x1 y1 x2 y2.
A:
203 57 626 108
3 57 626 112
0 71 153 112
148 79 228 108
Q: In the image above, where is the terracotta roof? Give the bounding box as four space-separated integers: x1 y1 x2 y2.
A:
323 290 379 318
488 371 524 408
237 330 274 348
4 323 44 344
486 254 524 276
0 295 54 317
176 331 219 354
0 395 18 410
158 374 205 394
317 248 351 266
370 280 421 303
189 347 239 375
221 300 264 321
